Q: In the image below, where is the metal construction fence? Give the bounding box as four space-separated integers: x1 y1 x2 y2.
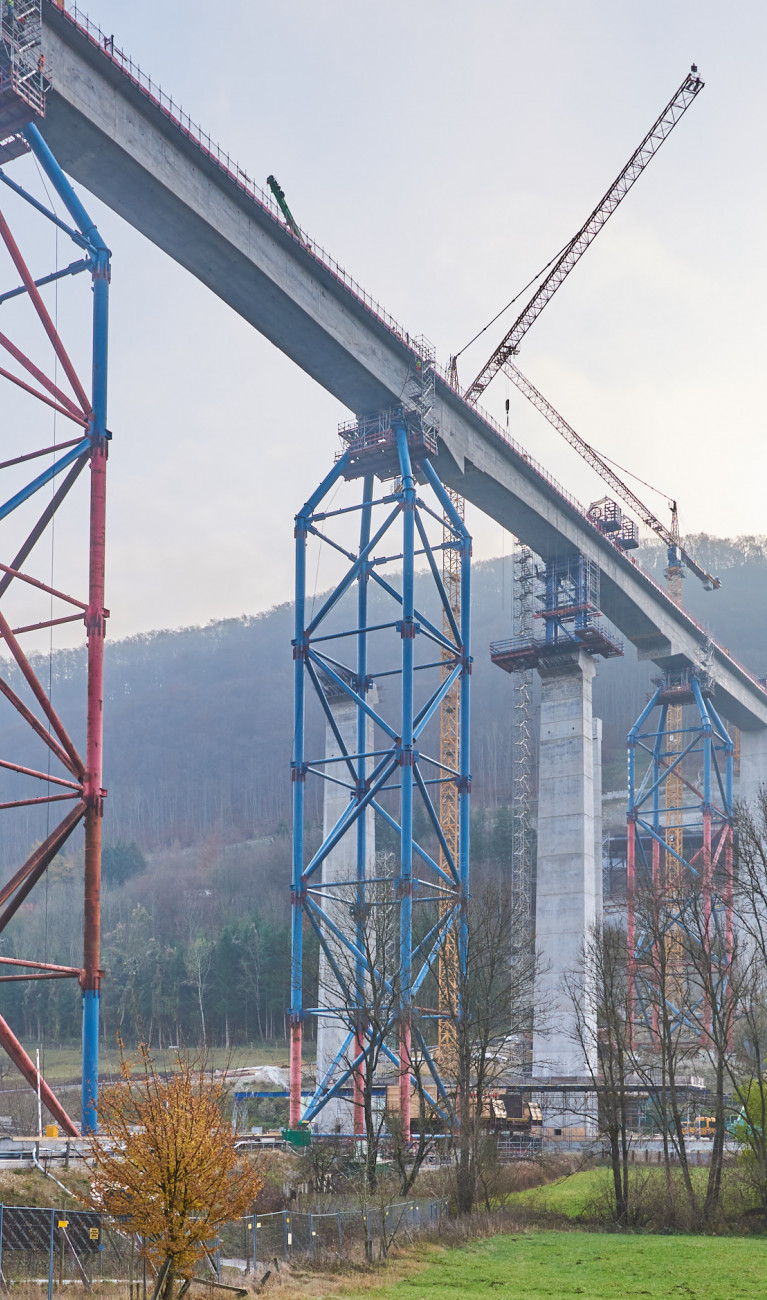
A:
0 1198 445 1290
221 1198 445 1268
0 1205 133 1293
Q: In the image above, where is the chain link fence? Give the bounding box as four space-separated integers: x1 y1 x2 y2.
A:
0 1198 445 1290
222 1198 444 1270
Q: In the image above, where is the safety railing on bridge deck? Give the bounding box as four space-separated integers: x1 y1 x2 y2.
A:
40 10 664 542
52 4 415 351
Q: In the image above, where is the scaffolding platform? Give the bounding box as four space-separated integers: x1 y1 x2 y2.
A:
0 0 46 161
337 408 437 481
491 623 623 673
654 669 713 707
0 65 35 160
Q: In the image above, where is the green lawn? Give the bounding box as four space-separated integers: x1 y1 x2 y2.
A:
506 1168 608 1218
506 1166 712 1221
340 1232 767 1299
10 1042 301 1083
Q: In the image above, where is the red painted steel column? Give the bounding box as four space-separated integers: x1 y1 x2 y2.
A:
702 806 712 1041
353 1026 365 1136
399 1018 411 1145
725 830 734 1049
83 437 106 988
289 1021 302 1128
651 835 660 1047
81 431 107 1131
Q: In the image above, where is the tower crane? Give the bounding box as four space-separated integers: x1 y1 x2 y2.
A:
459 66 704 406
449 67 708 1048
440 65 705 1069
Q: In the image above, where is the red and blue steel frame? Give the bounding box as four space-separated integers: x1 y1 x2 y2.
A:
290 410 471 1136
627 673 734 1045
0 122 110 1133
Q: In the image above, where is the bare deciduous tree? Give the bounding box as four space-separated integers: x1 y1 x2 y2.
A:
566 920 633 1224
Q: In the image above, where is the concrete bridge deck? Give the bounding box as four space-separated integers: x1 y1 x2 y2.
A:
33 1 767 734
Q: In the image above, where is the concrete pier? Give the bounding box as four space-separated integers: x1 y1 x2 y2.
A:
740 727 767 811
316 684 375 1132
533 650 600 1077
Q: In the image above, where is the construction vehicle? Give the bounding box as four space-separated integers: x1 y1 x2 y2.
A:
477 1091 543 1136
681 1115 717 1140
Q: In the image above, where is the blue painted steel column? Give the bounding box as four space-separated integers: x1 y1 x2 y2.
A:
354 475 373 1134
458 524 471 986
290 505 308 1127
25 125 108 252
395 421 416 1140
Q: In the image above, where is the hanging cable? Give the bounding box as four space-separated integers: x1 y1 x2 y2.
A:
449 239 572 367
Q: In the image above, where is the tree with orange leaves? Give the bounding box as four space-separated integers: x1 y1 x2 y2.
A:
87 1046 264 1300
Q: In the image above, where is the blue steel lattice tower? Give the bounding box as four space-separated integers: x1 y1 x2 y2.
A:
289 402 471 1137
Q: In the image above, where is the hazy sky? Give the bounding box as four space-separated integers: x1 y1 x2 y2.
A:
3 1 765 641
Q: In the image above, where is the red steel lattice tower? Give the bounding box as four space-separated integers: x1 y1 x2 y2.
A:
0 26 111 1132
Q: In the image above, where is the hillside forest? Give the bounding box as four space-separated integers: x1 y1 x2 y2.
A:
0 535 763 1053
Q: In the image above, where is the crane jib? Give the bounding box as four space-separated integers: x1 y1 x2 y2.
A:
464 68 704 406
503 359 720 593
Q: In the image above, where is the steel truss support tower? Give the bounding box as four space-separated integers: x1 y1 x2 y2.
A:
0 102 110 1132
290 409 471 1136
627 671 734 1042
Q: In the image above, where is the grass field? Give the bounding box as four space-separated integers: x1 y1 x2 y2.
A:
506 1165 714 1221
336 1232 767 1299
4 1042 305 1085
506 1168 607 1219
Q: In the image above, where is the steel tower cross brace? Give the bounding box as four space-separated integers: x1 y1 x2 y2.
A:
289 409 471 1135
0 105 110 1133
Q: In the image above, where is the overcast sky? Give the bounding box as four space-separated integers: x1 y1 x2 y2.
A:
3 1 765 642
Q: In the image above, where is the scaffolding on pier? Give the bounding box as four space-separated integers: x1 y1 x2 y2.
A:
491 554 623 676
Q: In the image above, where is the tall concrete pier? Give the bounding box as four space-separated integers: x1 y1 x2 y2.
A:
533 650 601 1076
